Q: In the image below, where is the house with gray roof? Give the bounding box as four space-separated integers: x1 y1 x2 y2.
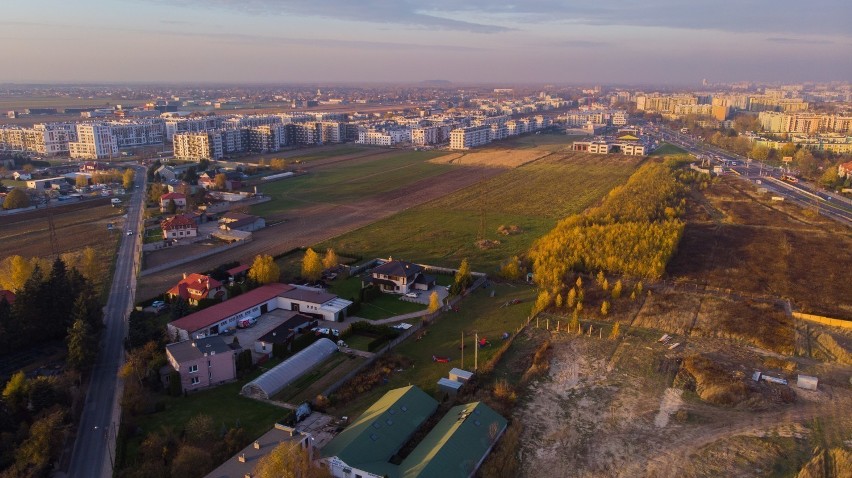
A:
165 336 241 393
370 260 436 295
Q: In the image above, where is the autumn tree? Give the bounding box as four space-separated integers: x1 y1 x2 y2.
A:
450 258 473 295
601 300 610 317
123 168 135 190
249 254 280 284
170 445 213 478
2 371 29 413
79 246 99 282
499 256 522 280
301 248 323 282
214 173 227 190
322 248 339 270
253 442 331 478
609 321 621 340
3 188 30 210
184 414 216 447
428 291 441 314
7 409 65 477
75 174 89 188
0 255 35 291
270 158 288 170
566 288 577 308
612 280 623 300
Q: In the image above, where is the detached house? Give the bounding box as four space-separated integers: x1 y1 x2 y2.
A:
165 336 240 393
167 273 227 305
161 214 198 239
160 191 187 211
370 260 436 295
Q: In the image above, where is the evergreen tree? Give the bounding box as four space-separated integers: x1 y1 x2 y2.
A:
67 318 97 372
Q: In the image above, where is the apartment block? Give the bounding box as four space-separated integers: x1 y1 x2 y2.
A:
449 125 491 150
69 123 118 159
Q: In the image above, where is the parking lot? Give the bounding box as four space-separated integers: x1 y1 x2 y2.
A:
230 309 300 360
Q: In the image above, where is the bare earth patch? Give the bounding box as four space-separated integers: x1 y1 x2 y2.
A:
429 148 552 168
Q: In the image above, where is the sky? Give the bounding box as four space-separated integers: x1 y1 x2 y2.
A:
1 0 850 85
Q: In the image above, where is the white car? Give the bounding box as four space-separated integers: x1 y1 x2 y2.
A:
404 292 419 298
126 230 133 236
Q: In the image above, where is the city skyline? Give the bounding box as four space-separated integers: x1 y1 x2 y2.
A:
1 0 850 85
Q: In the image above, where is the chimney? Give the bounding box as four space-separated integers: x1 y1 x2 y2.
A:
183 272 187 279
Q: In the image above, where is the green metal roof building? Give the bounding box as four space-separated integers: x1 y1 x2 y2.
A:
321 386 507 478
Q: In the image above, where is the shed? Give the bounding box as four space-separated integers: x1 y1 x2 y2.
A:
241 338 337 399
796 374 818 391
437 378 463 397
449 368 473 383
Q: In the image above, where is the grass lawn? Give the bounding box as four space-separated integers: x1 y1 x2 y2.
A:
326 276 363 300
123 365 288 466
343 333 374 351
320 151 643 272
356 294 425 321
143 228 163 244
330 283 536 418
1 179 27 188
251 149 449 217
650 142 690 156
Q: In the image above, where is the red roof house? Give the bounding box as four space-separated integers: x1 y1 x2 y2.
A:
167 273 227 305
161 214 197 239
160 192 187 211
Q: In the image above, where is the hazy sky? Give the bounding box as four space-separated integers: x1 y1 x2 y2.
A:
1 0 850 85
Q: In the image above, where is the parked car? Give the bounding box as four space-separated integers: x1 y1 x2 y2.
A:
404 292 419 298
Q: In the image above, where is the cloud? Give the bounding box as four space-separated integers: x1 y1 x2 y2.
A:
766 37 835 45
559 40 611 48
165 0 512 33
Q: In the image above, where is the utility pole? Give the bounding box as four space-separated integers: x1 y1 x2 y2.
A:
474 333 478 371
460 331 464 369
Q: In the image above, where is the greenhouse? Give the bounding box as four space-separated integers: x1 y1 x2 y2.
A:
241 338 338 400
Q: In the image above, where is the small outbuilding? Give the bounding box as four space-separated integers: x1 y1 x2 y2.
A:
241 338 338 400
437 378 463 397
796 374 818 391
449 368 473 383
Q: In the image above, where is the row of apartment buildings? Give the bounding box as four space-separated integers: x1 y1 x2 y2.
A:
449 115 552 150
0 120 164 159
636 93 810 119
758 111 852 134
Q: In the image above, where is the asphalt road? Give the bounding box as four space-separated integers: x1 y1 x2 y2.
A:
67 166 146 478
654 125 852 227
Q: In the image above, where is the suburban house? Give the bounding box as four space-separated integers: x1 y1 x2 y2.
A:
321 385 507 478
218 212 266 232
161 214 198 239
0 290 15 305
79 161 109 173
253 313 317 355
167 273 227 305
197 172 215 189
370 260 436 295
12 171 32 181
159 191 187 211
838 160 852 178
167 283 352 341
165 335 241 393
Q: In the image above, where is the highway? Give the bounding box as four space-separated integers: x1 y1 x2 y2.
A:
67 165 147 478
654 125 852 227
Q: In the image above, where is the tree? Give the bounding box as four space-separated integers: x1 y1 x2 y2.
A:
566 288 577 308
301 248 323 282
75 174 89 188
0 255 35 292
122 168 135 190
185 414 216 446
499 256 521 280
253 441 332 478
214 173 227 190
322 248 339 271
609 321 621 340
3 188 30 210
611 280 623 300
66 318 97 372
79 246 99 282
601 300 610 316
451 258 473 295
198 158 210 172
427 291 441 314
270 158 288 170
166 197 178 214
2 371 29 414
8 409 65 477
170 445 213 478
183 166 198 185
249 254 280 285
750 145 770 161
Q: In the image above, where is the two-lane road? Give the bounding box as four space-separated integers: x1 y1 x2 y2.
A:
68 166 146 478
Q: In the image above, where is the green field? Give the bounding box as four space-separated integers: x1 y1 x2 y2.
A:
331 283 536 418
650 142 690 156
320 152 644 272
251 149 449 217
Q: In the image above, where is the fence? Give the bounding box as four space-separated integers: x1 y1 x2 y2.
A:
792 312 852 330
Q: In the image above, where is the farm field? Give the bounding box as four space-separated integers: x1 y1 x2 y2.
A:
250 149 449 218
320 151 644 271
428 148 552 169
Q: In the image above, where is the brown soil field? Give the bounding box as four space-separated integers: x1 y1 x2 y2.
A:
632 290 702 335
692 297 795 355
428 148 553 168
667 176 852 320
136 165 502 300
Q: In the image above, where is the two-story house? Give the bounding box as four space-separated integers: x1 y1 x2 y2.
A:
165 336 240 393
167 272 227 305
370 260 436 295
159 191 187 212
161 214 198 239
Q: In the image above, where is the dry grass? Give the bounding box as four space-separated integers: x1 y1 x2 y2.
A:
681 354 750 406
520 340 552 383
632 290 701 335
692 297 795 355
428 148 551 168
814 333 852 365
796 447 852 478
686 435 811 478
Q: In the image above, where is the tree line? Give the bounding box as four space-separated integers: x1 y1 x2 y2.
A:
529 162 686 298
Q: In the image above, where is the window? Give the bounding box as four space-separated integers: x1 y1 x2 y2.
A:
190 377 200 385
188 364 198 373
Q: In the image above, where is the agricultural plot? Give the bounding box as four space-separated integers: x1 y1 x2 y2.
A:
251 149 449 218
428 148 552 169
321 152 643 270
631 290 702 335
692 296 795 355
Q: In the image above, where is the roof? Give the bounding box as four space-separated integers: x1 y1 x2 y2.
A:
372 260 424 280
220 211 254 222
170 283 294 334
203 425 309 478
320 386 438 471
280 286 337 305
161 215 197 230
241 338 338 399
221 216 262 230
398 401 507 478
167 273 223 301
226 264 250 276
449 368 473 381
413 274 436 285
256 314 315 344
161 192 186 200
437 378 462 390
166 336 235 363
0 290 15 305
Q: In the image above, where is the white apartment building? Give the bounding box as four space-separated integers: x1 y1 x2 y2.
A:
0 123 78 155
249 124 287 153
758 112 852 134
174 132 219 160
611 111 628 126
449 125 491 150
164 116 224 141
108 120 165 147
317 122 344 144
356 128 410 146
69 123 118 159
